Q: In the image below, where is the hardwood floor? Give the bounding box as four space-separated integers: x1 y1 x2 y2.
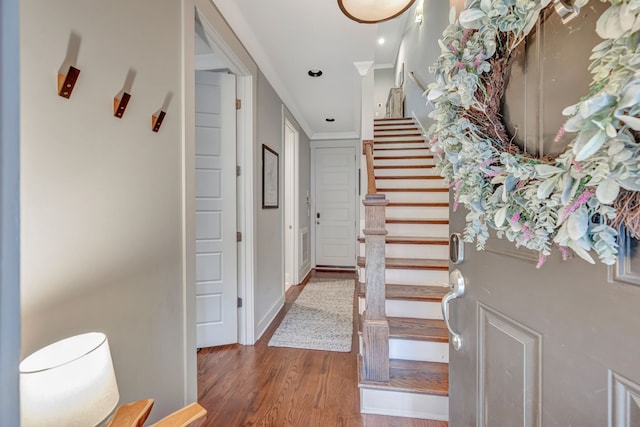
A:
197 270 448 427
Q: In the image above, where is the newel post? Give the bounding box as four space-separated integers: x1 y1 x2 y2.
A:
362 194 389 382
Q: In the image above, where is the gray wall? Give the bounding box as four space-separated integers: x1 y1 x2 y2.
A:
0 0 20 423
297 130 312 277
396 0 449 129
374 68 395 119
20 0 186 420
255 70 311 338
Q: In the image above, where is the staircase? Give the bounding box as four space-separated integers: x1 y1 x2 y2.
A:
357 117 450 421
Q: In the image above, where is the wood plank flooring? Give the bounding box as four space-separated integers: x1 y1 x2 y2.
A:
197 270 448 427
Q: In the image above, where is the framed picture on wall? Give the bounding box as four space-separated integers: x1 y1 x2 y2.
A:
262 144 279 209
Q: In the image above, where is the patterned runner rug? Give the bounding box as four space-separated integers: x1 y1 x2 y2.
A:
268 278 355 352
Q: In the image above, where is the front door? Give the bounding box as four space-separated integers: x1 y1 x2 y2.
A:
448 4 640 426
314 146 357 268
195 71 238 348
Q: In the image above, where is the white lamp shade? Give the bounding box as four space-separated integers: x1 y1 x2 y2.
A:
338 0 416 23
20 332 119 427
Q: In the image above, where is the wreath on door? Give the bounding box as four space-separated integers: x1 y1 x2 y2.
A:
427 0 640 267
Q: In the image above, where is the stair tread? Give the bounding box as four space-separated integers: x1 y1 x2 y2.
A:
357 236 449 245
379 188 448 193
374 118 414 122
359 283 448 301
389 317 449 342
359 358 449 396
386 218 449 225
358 316 448 342
357 256 448 270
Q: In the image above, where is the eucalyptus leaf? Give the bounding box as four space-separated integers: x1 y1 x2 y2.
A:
537 176 557 200
459 9 487 29
596 5 624 39
613 149 632 163
574 129 607 161
578 94 616 118
619 176 640 191
567 208 588 240
616 114 640 131
608 139 625 156
535 164 565 177
596 179 620 204
617 83 640 110
567 240 596 264
561 174 575 205
494 205 508 227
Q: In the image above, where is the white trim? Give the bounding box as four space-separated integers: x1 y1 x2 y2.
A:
311 131 360 140
283 115 299 288
180 0 198 404
0 0 21 422
360 388 449 420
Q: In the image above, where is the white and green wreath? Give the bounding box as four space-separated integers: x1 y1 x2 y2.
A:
427 0 640 267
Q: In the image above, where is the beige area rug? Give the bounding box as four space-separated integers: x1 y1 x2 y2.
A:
268 278 355 352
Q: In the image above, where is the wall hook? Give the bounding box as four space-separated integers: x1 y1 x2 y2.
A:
152 111 166 132
57 66 80 99
113 92 131 118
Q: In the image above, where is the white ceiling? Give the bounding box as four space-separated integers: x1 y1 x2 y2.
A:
208 0 411 140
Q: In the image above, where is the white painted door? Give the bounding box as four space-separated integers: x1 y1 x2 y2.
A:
314 146 357 268
195 71 237 348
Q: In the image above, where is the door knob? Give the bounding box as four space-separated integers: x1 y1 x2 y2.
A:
442 269 466 351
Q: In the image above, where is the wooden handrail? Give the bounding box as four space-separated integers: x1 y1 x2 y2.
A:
363 140 376 195
408 71 427 95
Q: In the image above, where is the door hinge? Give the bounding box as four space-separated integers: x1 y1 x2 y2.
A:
237 297 243 308
235 99 241 110
236 165 241 177
237 231 242 242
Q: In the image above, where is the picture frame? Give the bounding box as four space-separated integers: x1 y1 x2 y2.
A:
262 144 279 209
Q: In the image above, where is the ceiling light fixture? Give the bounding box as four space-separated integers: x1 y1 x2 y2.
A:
378 37 385 45
337 0 416 24
308 69 323 77
325 118 335 122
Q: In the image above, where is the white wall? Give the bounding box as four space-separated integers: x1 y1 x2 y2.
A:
374 68 395 119
20 0 187 420
396 0 449 130
0 0 20 423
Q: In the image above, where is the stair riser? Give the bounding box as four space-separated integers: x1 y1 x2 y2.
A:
376 179 446 189
375 168 439 176
359 243 449 259
358 297 444 320
360 243 449 259
374 149 432 158
360 388 449 420
358 337 449 363
385 223 449 238
373 145 428 152
374 158 435 167
374 131 422 137
359 267 448 283
386 206 449 218
383 192 449 203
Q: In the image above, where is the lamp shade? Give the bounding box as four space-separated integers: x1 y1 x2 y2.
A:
338 0 416 23
20 332 119 427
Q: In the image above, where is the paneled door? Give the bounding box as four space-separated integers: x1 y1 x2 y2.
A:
447 4 640 426
195 71 237 348
314 146 357 268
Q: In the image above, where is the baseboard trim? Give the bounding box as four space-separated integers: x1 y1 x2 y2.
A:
255 294 285 341
297 269 312 286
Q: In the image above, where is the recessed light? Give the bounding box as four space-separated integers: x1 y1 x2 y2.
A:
325 118 335 122
308 69 323 77
378 37 385 45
